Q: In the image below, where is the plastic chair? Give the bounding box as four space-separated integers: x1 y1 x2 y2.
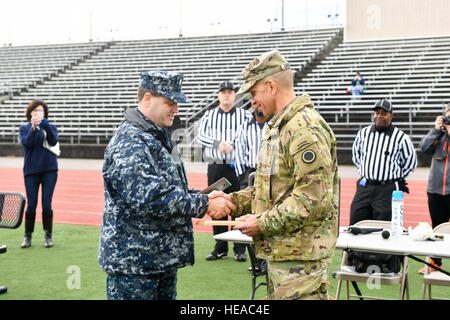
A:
0 192 26 295
334 220 410 300
421 222 450 300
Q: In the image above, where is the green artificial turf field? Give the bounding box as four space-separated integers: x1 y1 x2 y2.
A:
0 223 447 300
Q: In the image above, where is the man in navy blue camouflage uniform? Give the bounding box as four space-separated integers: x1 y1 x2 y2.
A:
98 71 235 300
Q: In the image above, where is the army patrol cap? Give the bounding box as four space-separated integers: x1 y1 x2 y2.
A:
237 50 290 95
140 71 191 104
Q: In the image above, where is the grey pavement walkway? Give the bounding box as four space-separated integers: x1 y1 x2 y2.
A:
0 156 430 180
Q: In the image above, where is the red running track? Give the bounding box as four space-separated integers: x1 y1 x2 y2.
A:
0 168 431 233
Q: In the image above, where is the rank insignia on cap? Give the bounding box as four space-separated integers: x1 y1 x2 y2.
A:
302 150 316 164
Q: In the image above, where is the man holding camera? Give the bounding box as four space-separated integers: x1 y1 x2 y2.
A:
419 105 450 272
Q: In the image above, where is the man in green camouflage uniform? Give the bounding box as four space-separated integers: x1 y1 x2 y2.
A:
211 50 339 300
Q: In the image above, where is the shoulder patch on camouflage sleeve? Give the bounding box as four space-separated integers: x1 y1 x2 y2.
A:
290 138 324 176
301 149 316 164
288 132 318 156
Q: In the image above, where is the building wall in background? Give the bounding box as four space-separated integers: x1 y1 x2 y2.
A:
346 0 450 41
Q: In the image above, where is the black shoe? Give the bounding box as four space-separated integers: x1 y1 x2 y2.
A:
21 234 32 248
44 232 53 248
206 252 228 261
234 253 247 262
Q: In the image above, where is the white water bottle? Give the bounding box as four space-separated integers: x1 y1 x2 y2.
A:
391 191 404 236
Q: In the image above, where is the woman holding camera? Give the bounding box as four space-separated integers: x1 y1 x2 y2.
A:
18 100 59 248
419 106 450 272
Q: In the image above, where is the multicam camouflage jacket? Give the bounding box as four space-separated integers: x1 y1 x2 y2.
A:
231 95 339 262
98 107 209 275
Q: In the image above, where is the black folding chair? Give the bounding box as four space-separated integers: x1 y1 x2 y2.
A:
0 192 26 295
245 172 269 300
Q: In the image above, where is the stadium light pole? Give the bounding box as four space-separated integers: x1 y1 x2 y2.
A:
179 0 183 37
7 0 12 45
281 0 285 31
305 0 309 29
267 18 278 32
327 13 339 26
89 0 93 42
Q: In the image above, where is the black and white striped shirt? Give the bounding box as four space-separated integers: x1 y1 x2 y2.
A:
352 125 417 182
234 112 268 176
197 106 249 164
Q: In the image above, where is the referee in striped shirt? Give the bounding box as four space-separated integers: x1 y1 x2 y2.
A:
197 81 248 261
350 99 417 225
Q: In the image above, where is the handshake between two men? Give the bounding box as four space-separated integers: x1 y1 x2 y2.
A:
204 191 261 237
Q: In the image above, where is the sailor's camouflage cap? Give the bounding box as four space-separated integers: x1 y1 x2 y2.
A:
237 50 290 95
140 71 191 103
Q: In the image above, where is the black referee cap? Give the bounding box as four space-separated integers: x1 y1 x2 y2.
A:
219 81 234 92
373 99 393 113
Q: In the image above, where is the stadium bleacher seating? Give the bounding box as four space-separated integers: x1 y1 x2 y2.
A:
0 42 107 96
296 36 450 150
0 28 341 145
1 28 449 164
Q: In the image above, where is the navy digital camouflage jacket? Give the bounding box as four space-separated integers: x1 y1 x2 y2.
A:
98 107 209 275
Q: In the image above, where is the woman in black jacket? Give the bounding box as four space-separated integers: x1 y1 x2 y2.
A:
18 100 59 248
